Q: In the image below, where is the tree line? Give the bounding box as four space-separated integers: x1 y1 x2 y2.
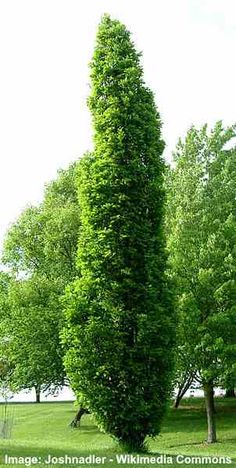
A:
0 15 235 450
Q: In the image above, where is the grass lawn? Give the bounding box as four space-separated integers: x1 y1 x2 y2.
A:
0 398 235 468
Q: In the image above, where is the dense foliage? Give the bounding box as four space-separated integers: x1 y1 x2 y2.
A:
63 15 175 450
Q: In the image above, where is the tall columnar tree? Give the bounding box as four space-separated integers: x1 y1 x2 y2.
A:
63 15 175 450
166 122 236 443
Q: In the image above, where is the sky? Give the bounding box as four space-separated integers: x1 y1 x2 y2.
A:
0 0 235 253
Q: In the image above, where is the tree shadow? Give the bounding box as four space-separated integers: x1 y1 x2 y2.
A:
69 424 98 433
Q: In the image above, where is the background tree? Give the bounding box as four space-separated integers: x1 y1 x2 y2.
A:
1 275 65 402
166 122 236 442
0 272 13 395
224 372 236 398
3 162 79 283
62 15 175 451
1 162 80 400
172 333 198 409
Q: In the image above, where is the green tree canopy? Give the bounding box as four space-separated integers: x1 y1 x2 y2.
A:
1 162 80 399
1 275 65 398
3 162 79 283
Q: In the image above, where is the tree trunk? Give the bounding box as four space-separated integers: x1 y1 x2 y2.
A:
174 393 182 409
70 407 90 427
173 371 196 408
225 388 235 398
35 385 41 403
203 383 217 443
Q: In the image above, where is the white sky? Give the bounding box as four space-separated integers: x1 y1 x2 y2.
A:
0 0 235 253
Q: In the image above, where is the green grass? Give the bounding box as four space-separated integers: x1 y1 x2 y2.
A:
0 398 235 467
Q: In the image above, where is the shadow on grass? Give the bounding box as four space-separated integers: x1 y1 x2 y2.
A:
69 425 98 433
162 412 205 434
163 399 236 435
168 438 236 448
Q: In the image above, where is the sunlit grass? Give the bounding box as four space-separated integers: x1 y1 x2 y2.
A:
0 398 235 467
